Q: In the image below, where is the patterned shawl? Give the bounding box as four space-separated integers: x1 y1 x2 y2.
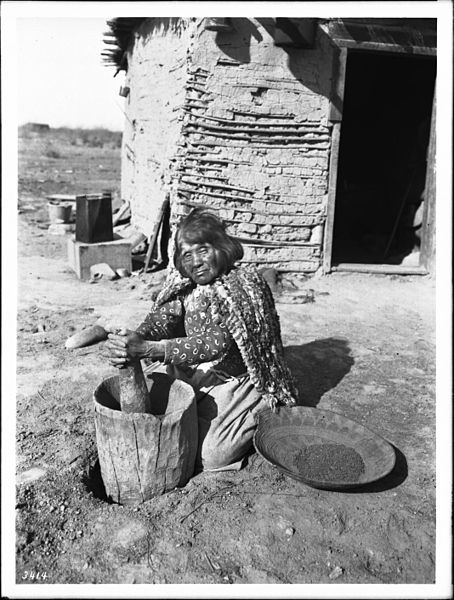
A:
151 266 298 410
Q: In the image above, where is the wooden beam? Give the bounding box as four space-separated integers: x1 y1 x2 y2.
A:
323 122 342 274
329 39 436 56
143 198 169 272
177 197 324 221
112 200 130 226
329 47 347 123
332 263 427 275
233 236 319 248
324 46 347 272
420 84 436 273
274 18 317 48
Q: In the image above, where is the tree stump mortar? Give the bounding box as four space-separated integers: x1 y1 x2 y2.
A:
93 371 197 505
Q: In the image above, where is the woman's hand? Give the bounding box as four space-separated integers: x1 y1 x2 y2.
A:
103 328 165 368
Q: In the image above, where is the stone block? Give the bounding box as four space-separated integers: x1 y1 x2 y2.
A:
240 212 253 223
238 222 257 234
90 263 118 281
260 224 273 234
67 236 132 280
48 223 76 236
310 224 324 244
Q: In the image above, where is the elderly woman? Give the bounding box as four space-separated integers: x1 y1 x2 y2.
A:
105 209 297 472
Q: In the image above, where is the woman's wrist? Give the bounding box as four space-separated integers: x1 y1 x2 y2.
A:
142 340 166 361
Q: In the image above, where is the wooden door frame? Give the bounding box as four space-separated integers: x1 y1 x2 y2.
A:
323 45 436 275
420 84 436 271
323 47 347 273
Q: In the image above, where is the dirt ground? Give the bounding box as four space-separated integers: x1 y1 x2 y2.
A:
11 127 440 588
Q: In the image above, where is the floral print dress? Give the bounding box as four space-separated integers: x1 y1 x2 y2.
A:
136 284 247 378
136 284 266 471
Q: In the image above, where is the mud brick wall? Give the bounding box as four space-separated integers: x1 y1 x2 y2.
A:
121 19 193 237
123 18 335 272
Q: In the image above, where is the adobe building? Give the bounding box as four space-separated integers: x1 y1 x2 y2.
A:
103 17 436 275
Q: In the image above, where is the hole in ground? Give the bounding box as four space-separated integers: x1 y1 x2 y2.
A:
82 458 113 504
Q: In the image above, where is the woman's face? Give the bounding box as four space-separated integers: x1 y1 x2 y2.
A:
179 241 221 285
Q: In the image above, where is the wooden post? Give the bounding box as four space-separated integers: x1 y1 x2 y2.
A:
328 47 347 123
112 200 130 226
324 47 347 273
143 197 170 272
324 122 342 273
420 84 436 273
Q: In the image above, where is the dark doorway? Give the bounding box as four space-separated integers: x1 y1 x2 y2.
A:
331 51 436 266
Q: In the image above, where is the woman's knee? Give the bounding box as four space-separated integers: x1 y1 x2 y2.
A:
199 429 253 470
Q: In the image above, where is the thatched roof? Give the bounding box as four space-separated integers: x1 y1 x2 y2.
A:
102 17 190 73
101 18 146 74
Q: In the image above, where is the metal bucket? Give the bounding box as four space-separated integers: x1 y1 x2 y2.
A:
47 202 72 224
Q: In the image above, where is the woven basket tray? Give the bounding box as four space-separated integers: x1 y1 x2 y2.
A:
254 406 396 490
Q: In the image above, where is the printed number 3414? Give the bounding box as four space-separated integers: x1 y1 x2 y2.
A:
22 571 48 581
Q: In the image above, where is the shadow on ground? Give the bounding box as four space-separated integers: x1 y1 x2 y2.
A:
83 457 112 503
284 337 354 407
343 444 408 493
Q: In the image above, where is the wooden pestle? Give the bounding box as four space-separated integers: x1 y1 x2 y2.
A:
118 361 152 413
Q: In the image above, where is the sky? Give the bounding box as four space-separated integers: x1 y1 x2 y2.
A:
16 17 126 131
5 1 266 132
